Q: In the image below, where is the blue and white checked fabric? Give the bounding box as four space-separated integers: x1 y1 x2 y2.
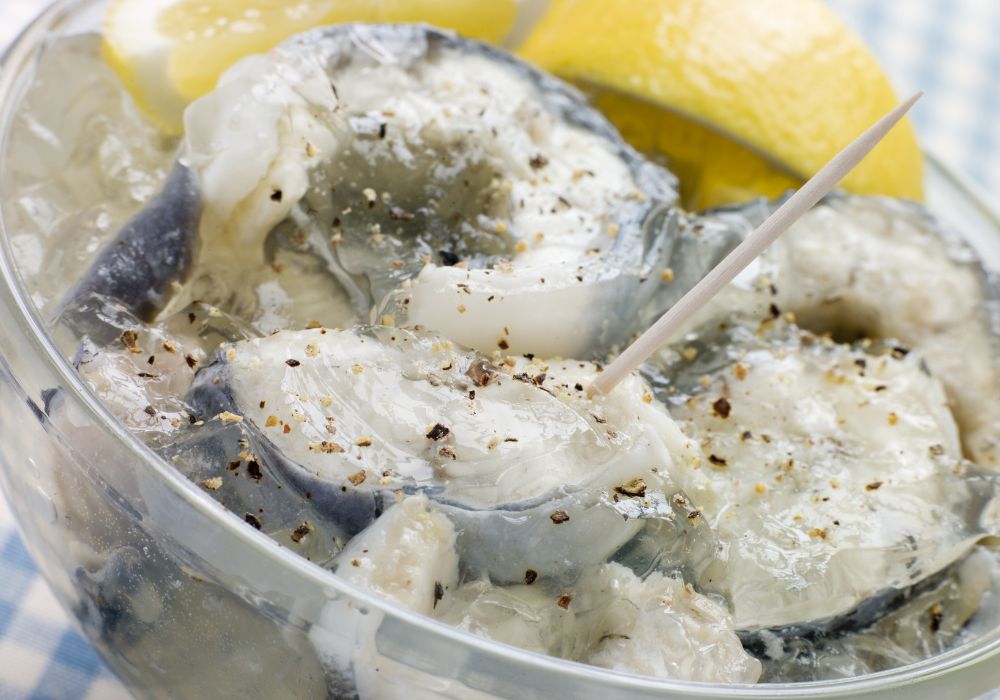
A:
828 0 1000 204
0 499 130 700
2 1 1000 698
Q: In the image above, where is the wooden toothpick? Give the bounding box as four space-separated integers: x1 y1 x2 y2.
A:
589 91 923 397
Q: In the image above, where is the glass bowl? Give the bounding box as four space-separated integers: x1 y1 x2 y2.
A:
2 1 1000 698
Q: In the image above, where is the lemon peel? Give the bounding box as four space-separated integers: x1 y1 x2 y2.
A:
518 0 923 208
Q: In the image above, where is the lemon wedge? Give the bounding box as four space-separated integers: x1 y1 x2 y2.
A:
103 0 519 134
518 0 923 209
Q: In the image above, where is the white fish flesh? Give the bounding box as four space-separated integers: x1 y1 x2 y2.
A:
180 24 680 357
187 325 697 581
437 563 761 683
657 321 1000 630
709 195 1000 469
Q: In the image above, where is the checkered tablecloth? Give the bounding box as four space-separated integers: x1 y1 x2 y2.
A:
3 1 1000 698
0 499 130 700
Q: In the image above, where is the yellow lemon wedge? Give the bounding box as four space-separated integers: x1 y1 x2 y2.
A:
103 0 519 134
517 0 923 209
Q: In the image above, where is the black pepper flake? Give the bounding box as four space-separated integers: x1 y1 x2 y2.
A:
286 359 301 367
433 581 445 609
929 603 944 633
497 338 510 350
137 372 157 379
865 480 883 491
712 397 732 419
245 513 262 530
874 384 888 392
891 346 910 359
529 154 549 170
741 430 753 441
120 329 139 350
574 383 584 392
426 423 450 441
188 312 197 324
769 303 781 319
708 454 727 467
532 373 547 386
247 460 263 483
378 122 387 139
227 460 241 472
438 250 461 266
598 633 631 643
291 522 312 543
466 359 498 387
147 355 155 365
929 444 945 457
185 354 198 369
557 594 572 609
524 569 538 585
270 189 283 202
550 510 570 524
143 405 156 416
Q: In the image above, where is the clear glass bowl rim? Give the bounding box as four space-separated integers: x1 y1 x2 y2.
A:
4 1 1000 697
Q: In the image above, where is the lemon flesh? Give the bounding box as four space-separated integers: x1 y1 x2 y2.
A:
104 0 519 133
590 88 801 210
518 0 924 207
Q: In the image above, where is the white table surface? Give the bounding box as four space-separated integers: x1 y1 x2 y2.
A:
2 0 1000 698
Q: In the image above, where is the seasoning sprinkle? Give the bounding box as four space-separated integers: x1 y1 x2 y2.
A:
309 440 344 454
291 522 313 543
199 477 223 491
246 460 263 483
712 397 732 418
426 423 450 441
614 478 647 497
465 360 497 387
